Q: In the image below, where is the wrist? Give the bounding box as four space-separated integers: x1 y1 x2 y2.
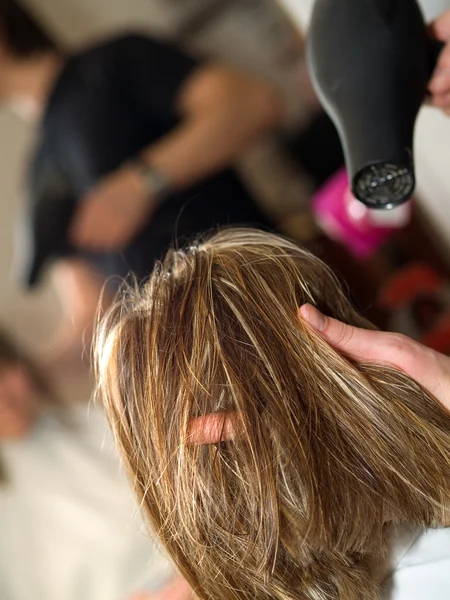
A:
132 159 174 207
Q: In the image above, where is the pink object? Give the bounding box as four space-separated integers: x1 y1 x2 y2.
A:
312 168 412 259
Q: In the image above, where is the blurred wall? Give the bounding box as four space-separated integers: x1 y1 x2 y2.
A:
0 103 61 349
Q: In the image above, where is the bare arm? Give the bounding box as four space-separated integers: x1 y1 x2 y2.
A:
141 64 284 188
70 64 283 251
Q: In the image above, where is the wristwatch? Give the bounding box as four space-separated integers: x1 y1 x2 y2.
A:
134 160 173 207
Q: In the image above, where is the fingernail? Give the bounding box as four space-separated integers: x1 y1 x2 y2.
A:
299 304 326 332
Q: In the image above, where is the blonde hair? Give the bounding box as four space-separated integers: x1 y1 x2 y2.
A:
96 228 450 600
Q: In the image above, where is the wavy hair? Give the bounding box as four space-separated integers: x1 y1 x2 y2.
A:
95 228 450 600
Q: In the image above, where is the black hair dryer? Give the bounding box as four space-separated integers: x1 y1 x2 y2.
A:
307 0 444 209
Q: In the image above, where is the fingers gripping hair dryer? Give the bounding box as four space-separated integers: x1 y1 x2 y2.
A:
307 0 444 209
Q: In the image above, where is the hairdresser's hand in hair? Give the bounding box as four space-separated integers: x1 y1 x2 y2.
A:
189 304 450 445
299 304 450 413
429 10 450 114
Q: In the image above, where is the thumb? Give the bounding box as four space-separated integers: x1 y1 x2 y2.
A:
299 304 385 362
298 305 434 393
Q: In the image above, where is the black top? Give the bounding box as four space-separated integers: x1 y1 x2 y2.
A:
23 34 271 289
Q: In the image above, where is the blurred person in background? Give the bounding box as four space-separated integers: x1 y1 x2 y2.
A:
0 327 194 600
0 0 283 367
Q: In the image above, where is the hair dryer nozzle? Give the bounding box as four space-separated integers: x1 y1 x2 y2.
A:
353 162 415 209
